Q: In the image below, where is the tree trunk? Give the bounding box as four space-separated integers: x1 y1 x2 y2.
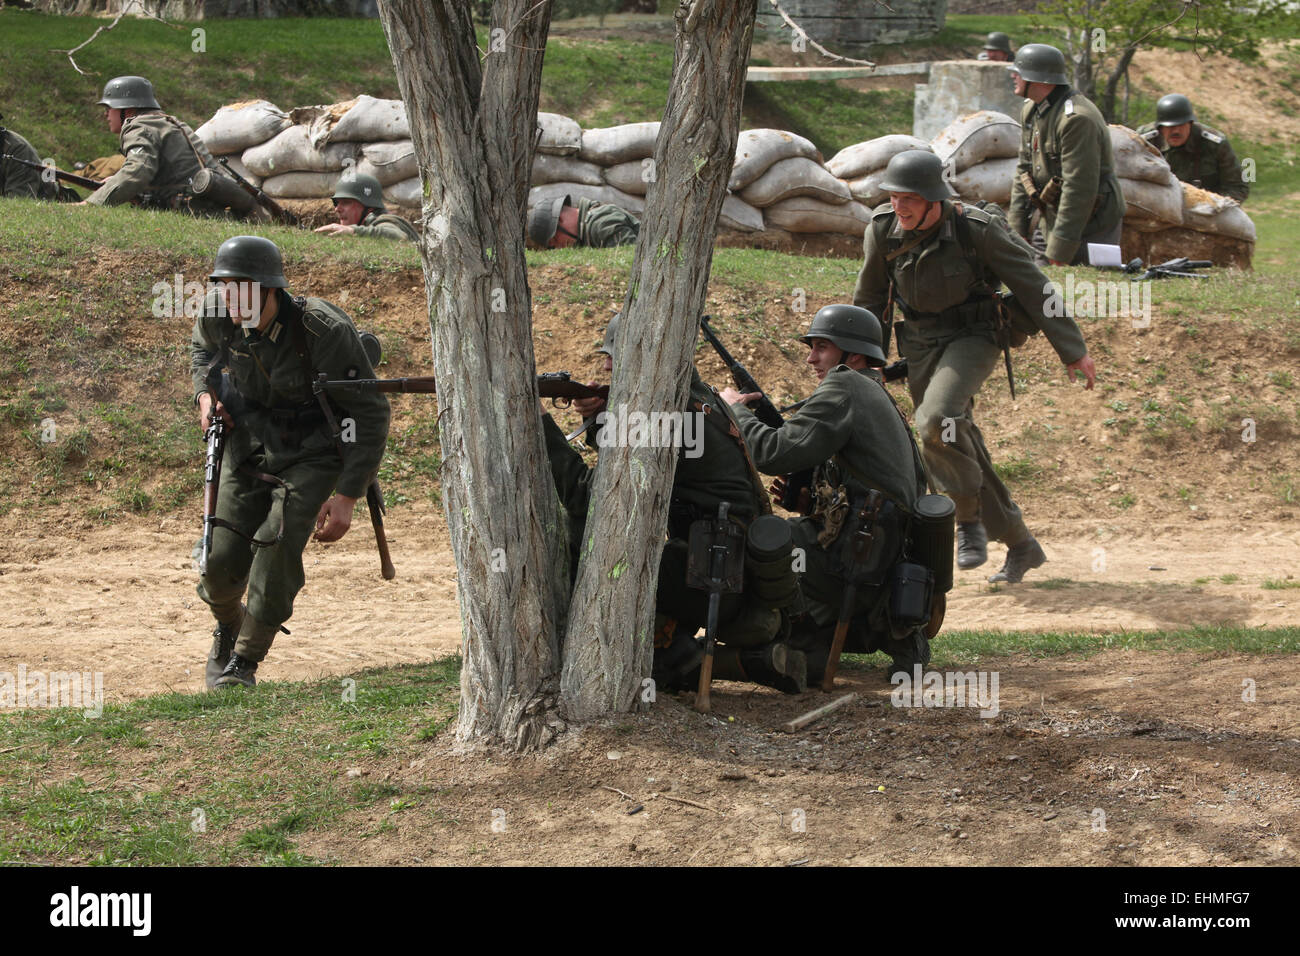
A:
376 0 570 750
1100 45 1139 124
560 0 760 720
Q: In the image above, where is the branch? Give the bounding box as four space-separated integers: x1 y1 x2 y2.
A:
763 0 876 68
56 1 179 76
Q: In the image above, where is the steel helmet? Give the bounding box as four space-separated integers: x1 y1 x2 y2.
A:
97 76 161 110
799 304 886 365
209 236 288 289
333 172 387 210
983 32 1013 55
1008 44 1069 86
528 193 569 246
1155 93 1196 127
879 149 953 202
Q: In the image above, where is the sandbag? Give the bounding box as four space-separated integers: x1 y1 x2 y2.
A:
825 134 931 180
533 153 604 187
384 177 424 207
195 100 291 156
259 171 339 199
328 95 409 143
1119 177 1183 225
578 122 660 166
355 140 418 186
764 196 871 235
1110 125 1175 186
739 156 852 208
242 126 357 177
729 129 820 191
293 99 357 149
537 112 583 156
951 157 1017 205
527 182 646 217
602 158 658 196
720 194 764 232
931 111 1021 173
1182 183 1256 241
845 168 890 208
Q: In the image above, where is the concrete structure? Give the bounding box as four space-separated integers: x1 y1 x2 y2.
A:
756 0 947 50
913 60 1025 141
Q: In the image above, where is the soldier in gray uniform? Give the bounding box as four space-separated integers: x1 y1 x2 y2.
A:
83 76 229 214
1007 44 1126 266
1 115 61 200
721 305 931 680
854 150 1098 583
979 32 1013 62
528 193 640 248
192 237 390 688
315 173 420 241
1136 94 1249 203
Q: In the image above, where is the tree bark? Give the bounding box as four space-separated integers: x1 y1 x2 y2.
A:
376 0 570 750
560 0 760 720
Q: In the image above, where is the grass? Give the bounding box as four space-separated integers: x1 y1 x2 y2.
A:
0 658 460 865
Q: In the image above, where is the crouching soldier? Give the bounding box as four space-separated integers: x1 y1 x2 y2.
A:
542 313 808 693
192 236 390 688
721 305 945 682
315 173 420 241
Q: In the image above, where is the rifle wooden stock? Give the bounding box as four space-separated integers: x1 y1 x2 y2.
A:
366 481 396 580
821 587 856 692
217 156 299 226
1 154 102 190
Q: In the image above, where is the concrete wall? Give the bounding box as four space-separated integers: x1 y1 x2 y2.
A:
756 0 947 50
913 60 1026 141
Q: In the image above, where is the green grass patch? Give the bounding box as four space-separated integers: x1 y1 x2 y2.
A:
1262 578 1300 590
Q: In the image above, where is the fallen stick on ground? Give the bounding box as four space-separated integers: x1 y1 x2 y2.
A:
784 693 856 733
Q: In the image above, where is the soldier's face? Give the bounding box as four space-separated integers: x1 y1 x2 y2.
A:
1011 71 1028 97
890 191 934 231
550 205 580 248
1162 122 1192 147
105 108 124 135
334 198 366 226
986 49 1010 62
215 279 265 328
806 338 845 381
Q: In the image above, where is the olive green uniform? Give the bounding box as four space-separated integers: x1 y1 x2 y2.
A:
1009 86 1126 264
190 292 390 659
854 200 1087 543
543 369 765 639
1 128 58 200
575 197 640 247
354 209 420 241
1136 122 1248 203
732 365 926 655
87 111 222 210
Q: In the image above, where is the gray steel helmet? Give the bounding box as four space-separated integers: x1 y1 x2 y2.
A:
97 76 160 110
597 311 621 357
209 235 288 289
799 304 886 365
333 172 386 210
528 193 569 246
879 149 953 202
983 31 1013 55
1008 43 1069 85
1155 93 1196 127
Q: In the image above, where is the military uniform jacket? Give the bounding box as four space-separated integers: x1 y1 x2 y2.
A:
1009 86 1126 263
354 209 420 241
1136 122 1248 202
190 293 391 499
1 128 57 199
733 366 924 511
88 111 220 207
853 201 1088 365
577 197 640 247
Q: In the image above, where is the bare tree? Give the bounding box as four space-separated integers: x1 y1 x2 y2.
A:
375 0 760 743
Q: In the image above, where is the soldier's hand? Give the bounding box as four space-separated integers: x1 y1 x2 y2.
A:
314 494 357 542
315 223 356 237
197 393 231 431
719 387 761 406
572 383 607 419
1066 355 1097 390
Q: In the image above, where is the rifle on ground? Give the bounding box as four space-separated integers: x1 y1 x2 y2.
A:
1 153 102 191
686 501 746 714
217 156 300 227
822 491 884 692
314 371 610 407
700 317 814 513
1122 257 1213 281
